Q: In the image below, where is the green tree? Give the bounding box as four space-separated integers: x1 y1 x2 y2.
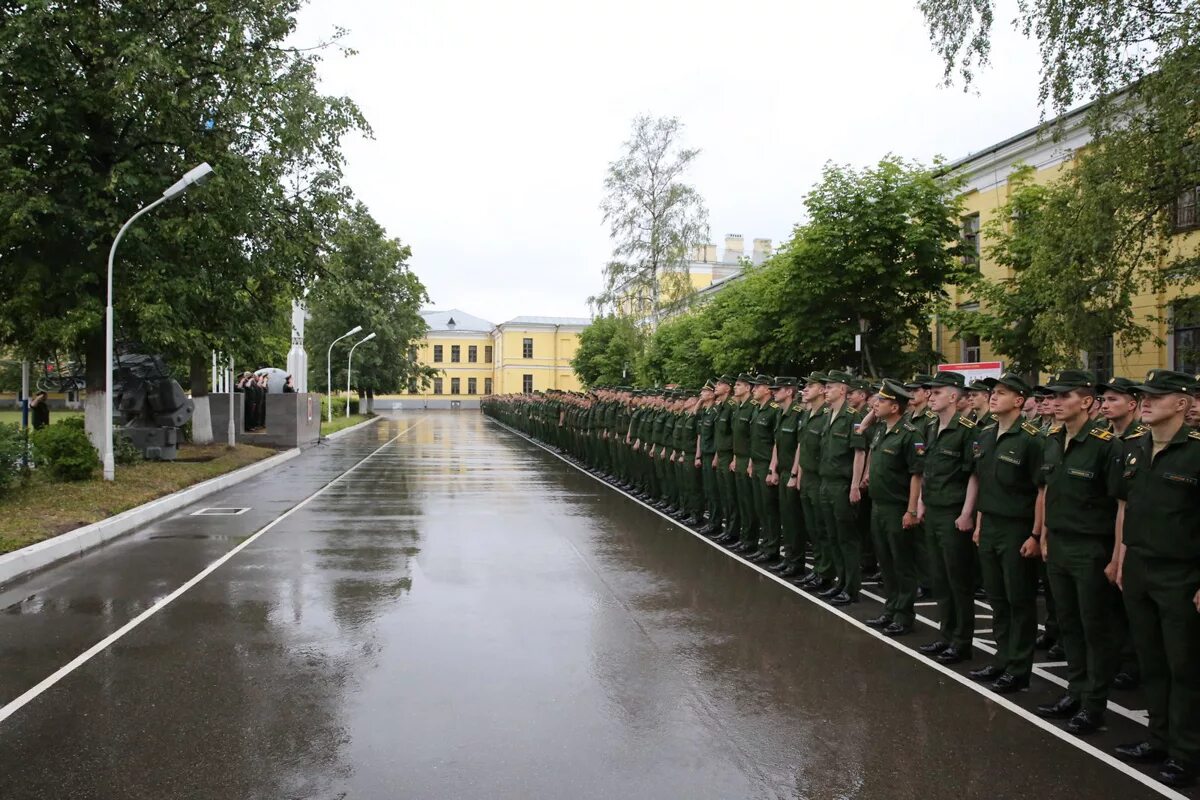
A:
0 0 366 444
305 204 433 407
639 313 713 388
571 315 644 387
590 115 710 329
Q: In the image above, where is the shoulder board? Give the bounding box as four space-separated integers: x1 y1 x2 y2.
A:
770 402 779 408
1124 428 1148 440
924 409 937 419
1048 424 1063 435
1089 427 1115 441
982 423 997 431
902 422 917 432
821 407 830 415
957 415 976 428
1190 430 1200 441
726 400 736 407
1021 421 1041 436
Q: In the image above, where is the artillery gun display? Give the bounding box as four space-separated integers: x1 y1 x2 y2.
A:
113 354 193 461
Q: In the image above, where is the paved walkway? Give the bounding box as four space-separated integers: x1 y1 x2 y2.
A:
0 413 1188 799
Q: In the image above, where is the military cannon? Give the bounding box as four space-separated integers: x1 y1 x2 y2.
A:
114 354 194 460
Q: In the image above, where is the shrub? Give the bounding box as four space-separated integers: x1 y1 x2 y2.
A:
320 395 360 418
57 416 86 431
114 432 143 465
31 420 98 481
0 423 27 494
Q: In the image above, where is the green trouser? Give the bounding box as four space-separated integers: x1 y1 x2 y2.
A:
1122 551 1200 767
1113 598 1141 680
801 476 834 581
675 459 689 511
716 451 739 532
859 491 875 570
657 455 673 502
1046 530 1121 713
818 478 860 594
734 462 758 544
701 453 721 525
1039 558 1060 641
927 506 976 649
780 483 804 567
751 462 781 556
978 512 1038 679
913 521 930 588
645 451 659 496
873 502 916 626
689 463 705 519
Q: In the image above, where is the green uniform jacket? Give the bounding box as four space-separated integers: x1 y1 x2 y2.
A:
921 413 976 509
750 401 780 464
1117 425 1200 560
797 405 829 473
774 403 802 475
869 420 925 505
715 400 736 453
681 412 699 458
699 405 719 455
1040 418 1120 537
732 399 756 458
974 417 1043 519
818 402 865 482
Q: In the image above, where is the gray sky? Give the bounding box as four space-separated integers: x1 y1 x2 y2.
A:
294 0 1043 326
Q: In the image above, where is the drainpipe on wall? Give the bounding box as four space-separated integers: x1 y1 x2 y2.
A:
553 325 560 389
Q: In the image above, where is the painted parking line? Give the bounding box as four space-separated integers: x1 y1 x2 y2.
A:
0 421 421 728
488 419 1189 800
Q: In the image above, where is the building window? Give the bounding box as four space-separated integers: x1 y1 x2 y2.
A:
451 378 460 395
451 345 460 363
1175 186 1199 232
1084 336 1114 383
961 333 981 363
1173 299 1200 374
468 345 477 363
468 378 477 395
522 338 533 358
961 213 981 269
433 345 443 363
484 377 493 394
485 345 493 363
522 374 533 393
433 377 443 395
409 346 418 363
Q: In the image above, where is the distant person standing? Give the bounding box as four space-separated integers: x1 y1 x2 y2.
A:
30 391 50 429
283 375 296 393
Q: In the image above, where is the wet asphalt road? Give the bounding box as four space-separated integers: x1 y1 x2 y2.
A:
0 412 1183 799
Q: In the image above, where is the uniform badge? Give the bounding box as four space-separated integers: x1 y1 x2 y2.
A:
972 441 981 458
914 442 925 456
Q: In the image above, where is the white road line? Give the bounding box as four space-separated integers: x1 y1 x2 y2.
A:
490 420 1188 800
0 420 421 728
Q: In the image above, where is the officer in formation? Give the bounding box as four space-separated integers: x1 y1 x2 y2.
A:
481 366 1200 789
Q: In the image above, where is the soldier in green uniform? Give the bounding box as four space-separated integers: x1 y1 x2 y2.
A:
1034 369 1122 735
816 370 867 605
794 373 833 589
747 375 781 562
916 371 980 665
970 372 1044 694
697 381 724 536
713 376 741 544
966 379 995 424
769 378 804 576
729 374 760 553
861 380 925 635
1113 369 1200 789
903 374 937 598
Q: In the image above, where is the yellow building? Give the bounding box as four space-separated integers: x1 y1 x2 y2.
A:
378 309 588 409
936 105 1200 381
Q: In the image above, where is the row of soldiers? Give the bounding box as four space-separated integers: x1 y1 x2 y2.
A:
482 367 1200 789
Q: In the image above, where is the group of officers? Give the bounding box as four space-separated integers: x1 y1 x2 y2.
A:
482 366 1200 789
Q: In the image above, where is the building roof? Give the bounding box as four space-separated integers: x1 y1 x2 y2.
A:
420 308 494 333
500 316 591 327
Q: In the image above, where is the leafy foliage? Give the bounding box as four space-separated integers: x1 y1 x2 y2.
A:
0 423 27 495
590 116 710 327
32 420 98 482
570 315 645 387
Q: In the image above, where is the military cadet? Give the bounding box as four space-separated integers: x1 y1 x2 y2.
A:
902 374 938 598
970 372 1044 694
713 376 741 544
746 375 781 563
1112 369 1200 789
793 373 833 590
916 371 979 665
966 379 993 423
1097 376 1145 691
1034 369 1123 734
729 374 760 553
816 370 867 605
850 378 880 581
697 381 724 536
862 380 924 636
678 392 704 525
769 378 805 576
1034 387 1057 432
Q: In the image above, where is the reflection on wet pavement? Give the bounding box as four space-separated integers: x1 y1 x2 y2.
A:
0 413 1175 799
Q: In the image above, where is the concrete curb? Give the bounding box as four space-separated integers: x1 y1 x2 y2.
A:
0 446 303 589
323 414 382 441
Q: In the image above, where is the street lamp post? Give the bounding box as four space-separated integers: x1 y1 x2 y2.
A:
327 325 363 423
346 332 376 417
103 163 214 482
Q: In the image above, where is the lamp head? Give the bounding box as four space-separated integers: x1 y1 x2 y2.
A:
344 325 363 337
362 332 377 343
162 162 214 200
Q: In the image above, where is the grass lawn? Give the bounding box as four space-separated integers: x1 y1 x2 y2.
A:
0 442 277 555
0 409 83 426
320 413 374 437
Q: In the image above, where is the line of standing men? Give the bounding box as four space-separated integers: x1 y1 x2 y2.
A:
481 366 1200 789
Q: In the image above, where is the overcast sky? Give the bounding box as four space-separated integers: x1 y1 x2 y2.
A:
294 0 1044 326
